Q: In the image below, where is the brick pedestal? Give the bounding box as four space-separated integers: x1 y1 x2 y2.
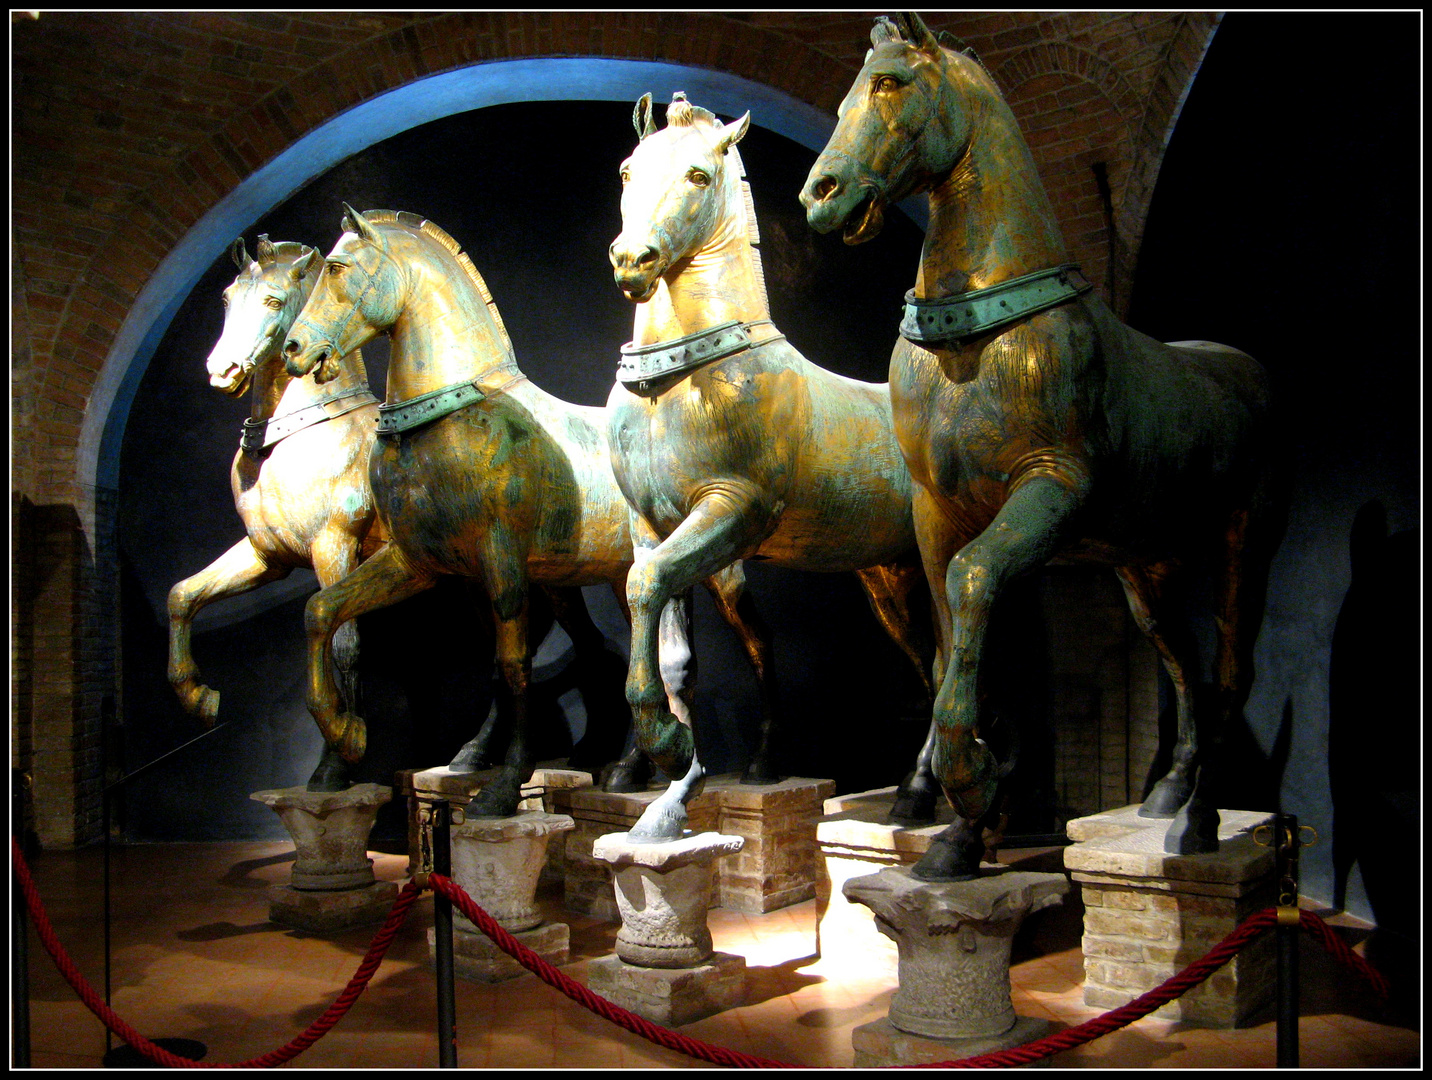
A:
1063 805 1276 1028
705 775 836 914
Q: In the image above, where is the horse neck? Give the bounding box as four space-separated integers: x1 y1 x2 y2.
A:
384 245 519 401
634 188 770 346
916 80 1070 299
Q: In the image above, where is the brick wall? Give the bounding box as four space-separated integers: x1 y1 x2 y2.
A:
10 11 1215 847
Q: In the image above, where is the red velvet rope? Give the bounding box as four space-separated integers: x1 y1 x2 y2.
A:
13 836 423 1069
13 836 1392 1069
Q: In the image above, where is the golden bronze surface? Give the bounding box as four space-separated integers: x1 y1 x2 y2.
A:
802 14 1283 875
282 206 776 816
607 93 939 840
166 235 384 790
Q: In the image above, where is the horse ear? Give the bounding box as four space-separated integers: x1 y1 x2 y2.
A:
633 92 657 139
342 202 380 245
714 112 750 156
289 247 319 283
255 234 277 266
894 11 941 54
230 237 250 270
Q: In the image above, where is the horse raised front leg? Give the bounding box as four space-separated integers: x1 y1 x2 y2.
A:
168 538 288 725
915 473 1084 882
626 494 771 842
304 542 435 763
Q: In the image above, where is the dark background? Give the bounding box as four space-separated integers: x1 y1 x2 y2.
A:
115 15 1418 937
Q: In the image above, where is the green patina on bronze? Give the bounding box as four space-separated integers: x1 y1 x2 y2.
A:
802 12 1285 877
167 235 387 792
607 92 943 842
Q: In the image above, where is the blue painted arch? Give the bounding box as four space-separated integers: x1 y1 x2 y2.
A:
82 56 925 500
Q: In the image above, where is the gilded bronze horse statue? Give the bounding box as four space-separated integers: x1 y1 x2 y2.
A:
802 13 1282 877
607 92 942 842
283 206 776 815
167 235 384 791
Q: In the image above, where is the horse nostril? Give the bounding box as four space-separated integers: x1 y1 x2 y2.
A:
282 338 300 355
634 246 657 268
811 176 839 202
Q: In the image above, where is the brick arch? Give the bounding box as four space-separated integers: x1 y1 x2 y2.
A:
994 40 1143 128
33 11 856 517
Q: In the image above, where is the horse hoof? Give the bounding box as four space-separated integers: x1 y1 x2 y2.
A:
628 799 687 844
889 786 938 826
466 777 521 819
196 687 220 728
1164 800 1221 855
335 713 367 763
602 765 648 794
910 837 981 882
305 753 352 793
1139 776 1191 819
447 747 493 772
739 758 783 786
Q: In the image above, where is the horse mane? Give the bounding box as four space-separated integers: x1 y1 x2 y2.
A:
360 209 514 356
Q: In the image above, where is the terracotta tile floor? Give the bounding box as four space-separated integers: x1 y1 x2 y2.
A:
16 840 1420 1069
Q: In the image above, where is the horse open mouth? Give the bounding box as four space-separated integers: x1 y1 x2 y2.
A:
615 269 661 304
842 187 887 246
285 339 332 380
209 364 252 396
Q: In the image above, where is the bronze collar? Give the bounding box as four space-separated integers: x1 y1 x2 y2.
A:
374 371 525 438
240 387 378 453
617 319 784 394
900 264 1091 345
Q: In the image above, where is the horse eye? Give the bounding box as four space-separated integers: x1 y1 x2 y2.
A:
265 297 284 309
689 170 710 188
327 263 343 276
620 169 631 185
875 75 901 93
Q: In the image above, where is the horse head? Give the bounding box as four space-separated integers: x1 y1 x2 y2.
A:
609 91 750 303
285 203 402 383
800 12 989 244
207 235 320 394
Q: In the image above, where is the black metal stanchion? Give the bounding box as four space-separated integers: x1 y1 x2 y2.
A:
430 799 458 1067
13 771 33 1069
1273 812 1301 1068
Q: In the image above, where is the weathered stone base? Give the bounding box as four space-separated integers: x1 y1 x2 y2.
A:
556 775 835 918
1065 805 1276 1028
852 1014 1054 1068
556 784 721 920
267 880 399 934
585 951 746 1026
427 920 569 983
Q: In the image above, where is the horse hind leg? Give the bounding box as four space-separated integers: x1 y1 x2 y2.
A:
855 563 940 823
307 533 366 793
1115 563 1205 819
703 560 784 785
542 584 631 775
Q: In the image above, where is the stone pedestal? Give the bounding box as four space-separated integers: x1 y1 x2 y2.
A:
250 783 397 932
555 783 720 919
555 774 834 919
427 810 576 983
585 830 747 1025
1063 804 1276 1028
407 763 591 885
845 865 1068 1067
815 786 961 960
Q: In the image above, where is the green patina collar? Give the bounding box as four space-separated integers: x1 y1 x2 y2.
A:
617 319 783 394
900 264 1091 345
375 380 487 437
240 387 378 453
